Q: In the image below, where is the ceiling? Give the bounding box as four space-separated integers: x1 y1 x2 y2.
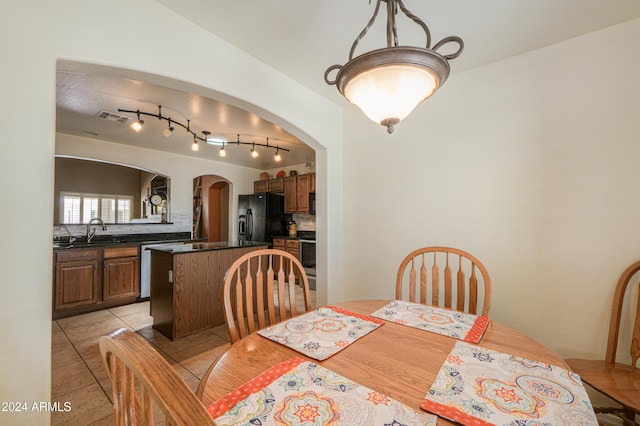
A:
56 0 640 168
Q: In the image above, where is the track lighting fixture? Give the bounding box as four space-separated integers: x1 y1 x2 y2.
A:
118 106 290 161
325 0 463 133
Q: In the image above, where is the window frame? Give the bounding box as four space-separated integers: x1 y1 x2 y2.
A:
60 191 133 224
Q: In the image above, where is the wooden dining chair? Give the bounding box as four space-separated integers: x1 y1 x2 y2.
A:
396 246 492 316
222 248 313 343
565 260 640 426
100 328 217 426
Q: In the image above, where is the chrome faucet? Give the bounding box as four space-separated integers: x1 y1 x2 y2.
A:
86 218 107 243
61 225 77 244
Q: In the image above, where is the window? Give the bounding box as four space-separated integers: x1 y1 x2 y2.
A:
61 192 133 224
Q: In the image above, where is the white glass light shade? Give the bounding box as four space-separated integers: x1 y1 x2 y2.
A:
219 147 227 157
344 64 437 127
330 47 451 133
191 141 199 151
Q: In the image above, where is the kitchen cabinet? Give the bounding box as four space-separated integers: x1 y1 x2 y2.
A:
103 246 140 302
268 178 284 193
273 238 286 251
254 180 268 193
284 173 315 213
53 245 140 319
273 238 299 258
54 249 99 311
254 177 284 194
272 238 300 278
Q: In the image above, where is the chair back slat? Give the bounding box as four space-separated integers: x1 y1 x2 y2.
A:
223 249 313 344
444 253 452 309
469 266 478 315
277 259 287 322
233 273 245 341
408 258 417 302
100 328 217 426
432 257 440 307
244 258 255 336
256 257 266 330
420 256 427 304
288 259 298 317
267 260 276 325
632 288 640 367
456 257 465 312
396 246 491 316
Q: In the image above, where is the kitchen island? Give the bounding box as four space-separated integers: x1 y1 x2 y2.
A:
149 241 268 340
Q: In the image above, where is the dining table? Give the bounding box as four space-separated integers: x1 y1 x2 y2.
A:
198 299 571 425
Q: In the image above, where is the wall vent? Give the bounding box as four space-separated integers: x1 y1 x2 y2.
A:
96 110 131 123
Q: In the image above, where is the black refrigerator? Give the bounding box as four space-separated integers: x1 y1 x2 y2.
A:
238 193 287 243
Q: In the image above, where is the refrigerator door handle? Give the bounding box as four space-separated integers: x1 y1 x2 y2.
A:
238 215 246 236
247 209 253 241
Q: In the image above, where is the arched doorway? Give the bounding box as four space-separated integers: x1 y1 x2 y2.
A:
193 175 230 242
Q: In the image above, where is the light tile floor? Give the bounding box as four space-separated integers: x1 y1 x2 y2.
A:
51 301 231 425
51 289 316 425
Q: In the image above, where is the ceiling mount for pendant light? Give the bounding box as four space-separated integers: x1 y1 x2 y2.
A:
324 0 463 134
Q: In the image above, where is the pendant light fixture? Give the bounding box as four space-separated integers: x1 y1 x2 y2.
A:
324 0 463 133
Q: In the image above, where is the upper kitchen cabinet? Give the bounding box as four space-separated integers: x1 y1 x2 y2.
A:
254 177 285 194
284 173 315 213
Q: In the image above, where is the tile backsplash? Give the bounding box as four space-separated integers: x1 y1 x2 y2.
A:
292 213 315 231
53 212 192 239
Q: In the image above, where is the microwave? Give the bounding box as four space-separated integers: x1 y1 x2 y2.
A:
309 192 316 215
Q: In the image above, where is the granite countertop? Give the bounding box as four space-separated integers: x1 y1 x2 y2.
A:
53 232 193 250
148 240 268 254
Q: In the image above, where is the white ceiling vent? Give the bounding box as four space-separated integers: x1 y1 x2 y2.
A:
96 110 131 123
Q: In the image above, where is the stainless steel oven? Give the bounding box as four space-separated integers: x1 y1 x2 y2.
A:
299 238 316 290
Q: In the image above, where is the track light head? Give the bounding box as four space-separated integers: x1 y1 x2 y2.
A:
131 111 144 132
163 119 174 138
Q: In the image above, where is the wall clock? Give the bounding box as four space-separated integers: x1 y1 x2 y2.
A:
150 194 163 206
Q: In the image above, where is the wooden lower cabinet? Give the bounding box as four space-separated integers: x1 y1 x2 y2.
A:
54 255 99 311
53 246 140 319
272 238 300 278
103 247 140 302
150 245 267 340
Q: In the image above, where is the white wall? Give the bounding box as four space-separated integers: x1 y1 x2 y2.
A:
343 18 640 362
0 1 342 424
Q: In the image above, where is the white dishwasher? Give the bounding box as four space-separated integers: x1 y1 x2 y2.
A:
139 242 182 299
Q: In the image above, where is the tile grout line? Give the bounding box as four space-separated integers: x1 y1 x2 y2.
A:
53 311 121 404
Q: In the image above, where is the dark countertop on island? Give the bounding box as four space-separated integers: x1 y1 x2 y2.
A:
148 240 268 254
